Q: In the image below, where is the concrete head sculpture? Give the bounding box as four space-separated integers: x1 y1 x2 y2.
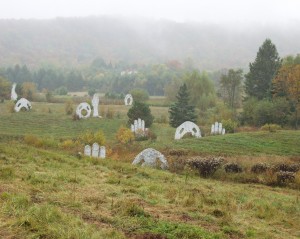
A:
132 148 168 169
174 121 201 140
14 98 32 112
76 102 92 119
124 94 133 106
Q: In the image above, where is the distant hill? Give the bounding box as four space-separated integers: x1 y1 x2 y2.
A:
0 16 299 70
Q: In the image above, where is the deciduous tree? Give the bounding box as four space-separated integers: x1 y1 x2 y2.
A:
273 64 300 128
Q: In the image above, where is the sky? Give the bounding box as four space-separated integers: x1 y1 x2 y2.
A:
0 0 299 24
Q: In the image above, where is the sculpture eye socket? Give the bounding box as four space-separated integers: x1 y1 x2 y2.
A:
192 128 197 133
17 103 21 107
179 128 184 134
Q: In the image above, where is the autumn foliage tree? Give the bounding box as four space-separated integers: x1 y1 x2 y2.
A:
273 64 300 128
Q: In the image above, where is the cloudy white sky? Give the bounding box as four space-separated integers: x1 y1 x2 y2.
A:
0 0 299 24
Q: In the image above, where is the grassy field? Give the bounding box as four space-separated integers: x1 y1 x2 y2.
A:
0 142 299 239
0 102 300 156
0 101 300 238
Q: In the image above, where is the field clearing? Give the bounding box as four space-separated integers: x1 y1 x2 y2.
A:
0 102 300 156
0 142 299 239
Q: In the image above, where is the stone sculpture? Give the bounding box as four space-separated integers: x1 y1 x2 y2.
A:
124 94 133 106
83 144 105 159
92 143 100 157
211 122 226 135
14 98 32 112
174 121 201 140
11 83 18 101
84 145 92 156
131 118 145 134
132 148 168 169
99 146 106 159
76 102 92 119
92 94 100 117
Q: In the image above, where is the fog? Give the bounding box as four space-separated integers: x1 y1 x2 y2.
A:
0 0 300 25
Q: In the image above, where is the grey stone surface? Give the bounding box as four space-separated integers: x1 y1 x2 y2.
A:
99 146 106 159
92 143 100 158
84 145 91 156
11 83 17 101
132 148 168 169
92 94 100 117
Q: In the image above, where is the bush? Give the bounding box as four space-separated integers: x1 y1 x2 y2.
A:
261 124 281 132
277 171 295 184
273 163 300 173
79 130 106 145
224 163 242 173
55 86 68 95
116 127 134 144
222 119 238 133
127 101 154 127
188 157 224 177
65 100 74 115
130 88 149 102
251 163 269 174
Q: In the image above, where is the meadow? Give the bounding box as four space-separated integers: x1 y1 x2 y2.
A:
0 100 300 239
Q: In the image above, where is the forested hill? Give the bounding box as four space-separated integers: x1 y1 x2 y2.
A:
0 16 299 70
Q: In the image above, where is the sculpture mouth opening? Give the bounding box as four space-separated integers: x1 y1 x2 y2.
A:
81 109 88 116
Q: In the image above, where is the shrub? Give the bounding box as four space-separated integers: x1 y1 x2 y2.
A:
116 127 134 144
7 101 15 113
127 101 154 127
130 88 149 102
79 130 106 145
273 163 300 173
222 119 238 133
65 100 74 115
105 108 115 119
188 157 224 177
276 171 295 184
251 163 269 174
224 163 242 173
261 124 281 132
55 86 68 95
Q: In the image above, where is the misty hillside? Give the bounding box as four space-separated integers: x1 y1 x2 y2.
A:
0 16 299 70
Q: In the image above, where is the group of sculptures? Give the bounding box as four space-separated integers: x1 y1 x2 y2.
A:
9 84 226 169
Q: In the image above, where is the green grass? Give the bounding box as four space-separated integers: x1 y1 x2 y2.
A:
1 101 300 156
0 142 299 238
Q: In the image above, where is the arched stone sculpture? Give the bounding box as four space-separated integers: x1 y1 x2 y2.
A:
92 94 100 117
14 98 32 112
132 148 168 169
11 83 18 101
124 94 133 106
76 102 91 119
174 121 201 140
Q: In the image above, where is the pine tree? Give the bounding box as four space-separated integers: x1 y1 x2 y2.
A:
245 39 281 100
169 83 197 128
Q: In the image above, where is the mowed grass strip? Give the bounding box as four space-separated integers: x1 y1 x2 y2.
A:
0 142 299 238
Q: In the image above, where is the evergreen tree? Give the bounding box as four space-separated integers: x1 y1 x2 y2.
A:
127 101 154 127
169 83 197 128
245 39 281 100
